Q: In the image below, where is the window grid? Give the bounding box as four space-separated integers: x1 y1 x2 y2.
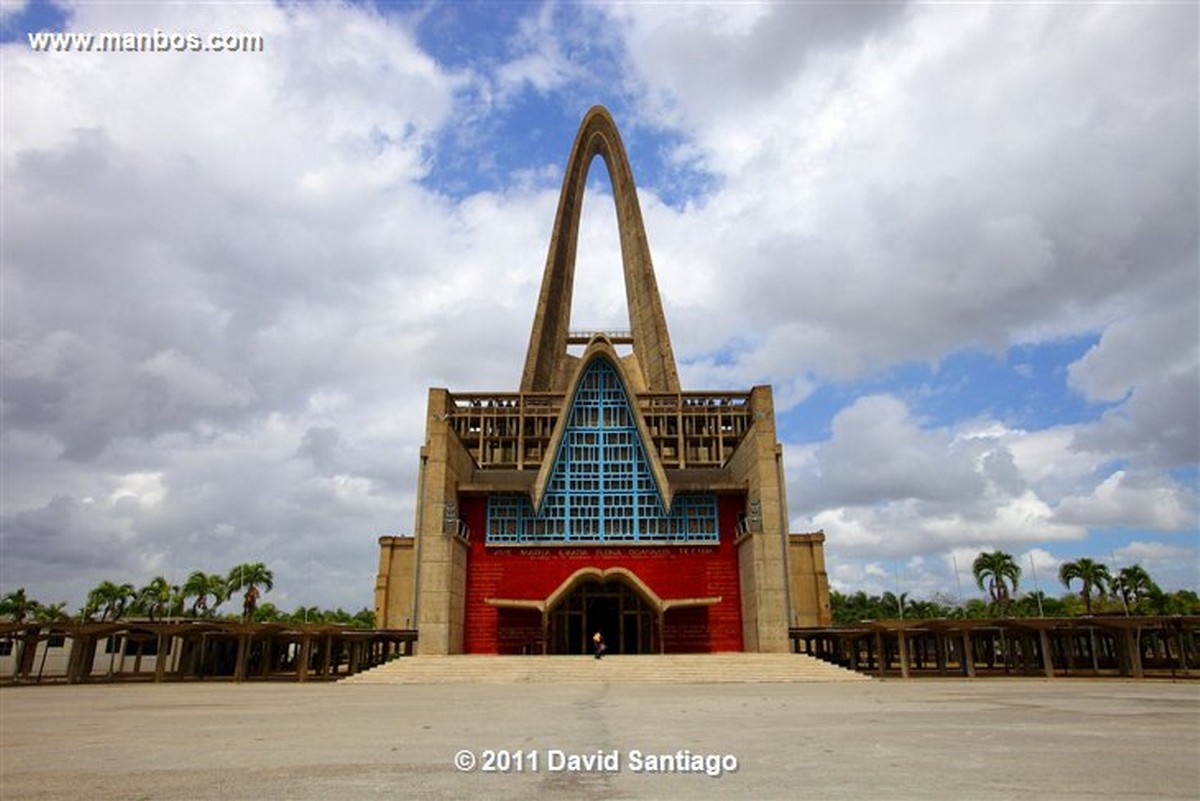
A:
486 360 718 544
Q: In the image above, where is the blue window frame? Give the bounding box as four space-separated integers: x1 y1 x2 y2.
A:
486 359 718 544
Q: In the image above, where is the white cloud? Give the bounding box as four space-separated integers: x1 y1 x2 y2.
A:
1067 292 1200 469
828 559 890 595
492 3 579 99
606 2 1197 393
1017 548 1063 589
0 1 524 607
2 1 1195 611
1057 471 1196 531
109 472 167 510
794 395 985 507
1111 541 1200 591
1 1 28 23
786 390 1194 573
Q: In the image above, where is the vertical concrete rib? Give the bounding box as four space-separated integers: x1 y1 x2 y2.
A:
521 106 680 393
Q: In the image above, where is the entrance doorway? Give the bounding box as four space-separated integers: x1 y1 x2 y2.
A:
549 579 656 654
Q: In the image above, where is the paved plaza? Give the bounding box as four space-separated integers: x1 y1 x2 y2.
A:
1 679 1197 800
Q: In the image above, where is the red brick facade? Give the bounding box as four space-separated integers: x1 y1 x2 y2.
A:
461 493 745 654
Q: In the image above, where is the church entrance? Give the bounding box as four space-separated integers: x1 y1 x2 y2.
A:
549 579 656 655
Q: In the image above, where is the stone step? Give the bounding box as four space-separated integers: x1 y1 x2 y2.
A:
341 653 870 685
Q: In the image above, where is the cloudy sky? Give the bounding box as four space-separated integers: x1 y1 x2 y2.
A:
2 1 1197 613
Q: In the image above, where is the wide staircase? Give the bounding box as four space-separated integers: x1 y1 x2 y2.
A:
341 653 869 685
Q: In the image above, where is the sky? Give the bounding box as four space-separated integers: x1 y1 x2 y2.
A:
2 0 1197 613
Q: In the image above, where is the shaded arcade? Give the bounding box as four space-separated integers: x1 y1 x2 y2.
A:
793 615 1200 679
0 619 415 684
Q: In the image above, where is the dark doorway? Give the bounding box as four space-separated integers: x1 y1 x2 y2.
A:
549 579 655 654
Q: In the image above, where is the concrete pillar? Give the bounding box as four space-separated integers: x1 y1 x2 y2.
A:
233 635 248 683
961 631 976 678
297 634 312 682
322 635 333 677
154 635 169 683
897 630 910 679
1038 629 1055 678
1174 627 1190 674
1023 633 1037 675
65 634 87 685
1120 628 1144 679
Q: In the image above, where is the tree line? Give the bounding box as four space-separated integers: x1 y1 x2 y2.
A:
5 550 1195 629
0 562 375 629
831 551 1199 624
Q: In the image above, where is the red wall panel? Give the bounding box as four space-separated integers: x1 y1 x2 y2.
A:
461 493 744 654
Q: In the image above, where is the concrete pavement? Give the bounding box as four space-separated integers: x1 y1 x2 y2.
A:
1 679 1197 800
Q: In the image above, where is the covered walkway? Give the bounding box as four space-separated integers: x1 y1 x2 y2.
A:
792 615 1200 679
0 620 417 685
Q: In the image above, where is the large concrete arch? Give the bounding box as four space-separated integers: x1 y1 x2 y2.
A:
520 106 681 394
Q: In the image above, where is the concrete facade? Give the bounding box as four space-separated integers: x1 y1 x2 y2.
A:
375 106 831 654
374 536 414 629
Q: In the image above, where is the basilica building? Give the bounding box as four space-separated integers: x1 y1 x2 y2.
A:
375 107 830 654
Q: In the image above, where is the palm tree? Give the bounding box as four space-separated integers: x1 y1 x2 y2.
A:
0 588 36 623
962 598 990 618
2 588 43 681
880 591 909 619
1144 587 1199 615
135 576 172 621
86 581 136 622
1110 565 1159 615
326 608 354 626
226 563 273 621
290 606 320 625
1059 558 1112 615
182 571 227 617
250 601 283 623
831 590 871 624
1012 590 1068 619
168 583 186 619
973 551 1021 614
33 601 70 623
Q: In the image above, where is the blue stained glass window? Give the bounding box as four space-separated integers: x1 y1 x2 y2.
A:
486 359 718 544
